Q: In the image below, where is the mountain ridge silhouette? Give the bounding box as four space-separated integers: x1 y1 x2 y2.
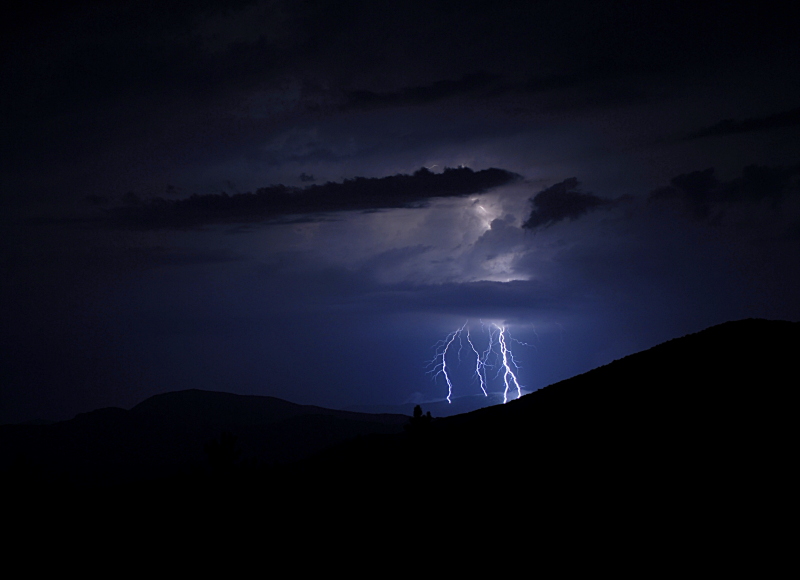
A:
3 318 796 535
0 388 409 486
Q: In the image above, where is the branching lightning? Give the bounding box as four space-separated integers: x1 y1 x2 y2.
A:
466 327 488 397
427 322 466 404
495 324 522 403
428 320 530 404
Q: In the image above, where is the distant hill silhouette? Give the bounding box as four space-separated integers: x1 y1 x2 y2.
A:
0 390 408 486
3 318 797 553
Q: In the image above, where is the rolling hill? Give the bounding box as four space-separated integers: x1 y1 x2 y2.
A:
3 318 796 547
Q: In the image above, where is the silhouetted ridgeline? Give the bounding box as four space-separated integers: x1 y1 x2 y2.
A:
0 390 408 487
299 318 797 497
2 319 797 551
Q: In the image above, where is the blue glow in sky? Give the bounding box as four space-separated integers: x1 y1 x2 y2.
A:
2 1 799 423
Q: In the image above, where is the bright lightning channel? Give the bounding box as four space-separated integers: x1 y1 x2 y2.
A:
428 320 528 404
466 327 488 397
494 324 522 404
427 322 467 404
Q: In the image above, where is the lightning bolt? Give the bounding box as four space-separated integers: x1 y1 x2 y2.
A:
495 324 522 404
466 327 488 397
429 320 528 404
428 322 467 404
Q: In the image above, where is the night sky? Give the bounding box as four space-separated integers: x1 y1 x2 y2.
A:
3 1 799 424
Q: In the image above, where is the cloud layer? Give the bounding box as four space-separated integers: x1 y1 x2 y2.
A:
649 164 800 221
522 178 626 229
109 166 520 228
687 107 800 140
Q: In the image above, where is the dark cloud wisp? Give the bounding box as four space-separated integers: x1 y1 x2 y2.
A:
343 72 500 110
109 166 520 228
686 107 800 140
522 178 626 229
649 164 800 221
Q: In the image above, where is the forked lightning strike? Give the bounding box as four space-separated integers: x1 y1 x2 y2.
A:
495 324 522 403
427 322 466 403
428 321 528 404
466 328 488 396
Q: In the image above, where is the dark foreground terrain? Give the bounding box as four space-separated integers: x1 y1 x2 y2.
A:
3 319 797 559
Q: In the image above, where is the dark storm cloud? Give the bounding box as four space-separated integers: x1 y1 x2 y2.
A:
341 71 598 112
343 72 500 109
686 107 800 140
649 164 800 221
109 166 520 228
6 1 799 208
516 74 579 94
522 178 627 229
2 1 287 193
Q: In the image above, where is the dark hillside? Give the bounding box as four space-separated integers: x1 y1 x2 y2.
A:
291 319 798 517
3 319 796 550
